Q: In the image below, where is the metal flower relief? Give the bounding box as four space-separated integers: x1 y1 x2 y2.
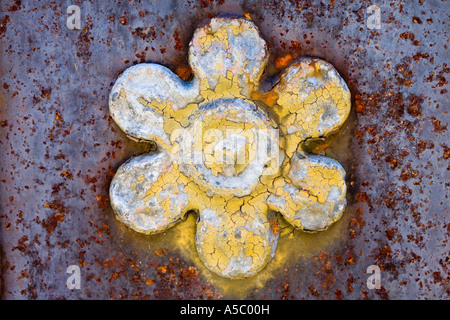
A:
109 16 351 279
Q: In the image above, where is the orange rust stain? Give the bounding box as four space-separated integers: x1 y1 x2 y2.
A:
175 65 192 81
355 93 366 113
312 143 330 153
154 249 166 255
269 217 280 236
250 90 278 107
275 54 293 69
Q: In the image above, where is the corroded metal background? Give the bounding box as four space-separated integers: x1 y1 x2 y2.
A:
0 0 448 299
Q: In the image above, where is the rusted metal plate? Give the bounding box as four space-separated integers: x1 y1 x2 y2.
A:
0 0 448 299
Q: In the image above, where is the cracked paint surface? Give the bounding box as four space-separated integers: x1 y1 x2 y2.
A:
109 16 351 279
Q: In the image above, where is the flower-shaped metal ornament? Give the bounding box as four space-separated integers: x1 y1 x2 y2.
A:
109 16 351 279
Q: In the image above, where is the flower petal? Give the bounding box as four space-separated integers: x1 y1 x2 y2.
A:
268 152 347 232
110 151 190 234
195 199 279 279
189 17 268 96
109 63 201 147
271 57 351 156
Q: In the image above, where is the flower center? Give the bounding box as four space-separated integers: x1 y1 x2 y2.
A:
176 98 280 197
203 127 256 178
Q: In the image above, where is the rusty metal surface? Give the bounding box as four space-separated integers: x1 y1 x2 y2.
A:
0 0 448 300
